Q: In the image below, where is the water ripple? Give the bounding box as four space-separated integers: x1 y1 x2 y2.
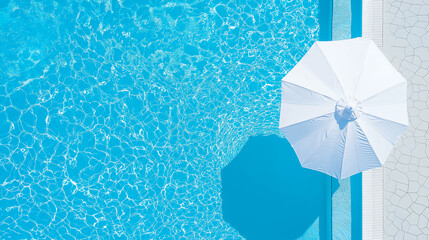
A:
0 0 318 238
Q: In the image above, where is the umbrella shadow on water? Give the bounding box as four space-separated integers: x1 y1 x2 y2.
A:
221 135 339 240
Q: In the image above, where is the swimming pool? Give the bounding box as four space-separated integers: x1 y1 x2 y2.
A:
0 0 358 239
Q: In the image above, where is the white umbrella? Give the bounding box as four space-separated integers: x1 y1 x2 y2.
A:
279 37 408 179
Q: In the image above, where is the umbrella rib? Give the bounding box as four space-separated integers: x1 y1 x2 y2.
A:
360 82 406 103
314 42 347 99
300 136 329 166
359 114 407 145
354 120 389 167
281 81 338 103
279 111 335 129
353 123 362 177
280 112 336 142
299 123 341 165
351 41 373 98
338 125 349 179
361 111 408 128
350 121 381 175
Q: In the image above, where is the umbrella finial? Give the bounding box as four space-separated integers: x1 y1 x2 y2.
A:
335 98 362 122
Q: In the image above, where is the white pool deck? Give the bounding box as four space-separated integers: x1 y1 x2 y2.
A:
363 0 429 239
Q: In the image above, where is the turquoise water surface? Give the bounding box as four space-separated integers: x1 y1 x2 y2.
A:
0 0 321 239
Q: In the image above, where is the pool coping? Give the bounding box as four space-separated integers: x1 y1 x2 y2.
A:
361 1 385 239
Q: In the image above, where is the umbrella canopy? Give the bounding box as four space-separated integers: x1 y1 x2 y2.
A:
279 37 408 179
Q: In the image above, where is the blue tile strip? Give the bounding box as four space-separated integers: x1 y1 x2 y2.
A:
351 0 363 238
351 0 363 38
319 0 333 41
351 0 364 239
351 174 363 240
318 1 333 239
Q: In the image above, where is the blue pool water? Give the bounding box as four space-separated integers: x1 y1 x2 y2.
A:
0 0 319 239
0 0 365 239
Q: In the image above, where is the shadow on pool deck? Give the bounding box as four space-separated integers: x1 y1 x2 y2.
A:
221 135 338 240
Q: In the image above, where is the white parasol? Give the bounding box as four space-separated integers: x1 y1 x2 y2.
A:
279 37 408 179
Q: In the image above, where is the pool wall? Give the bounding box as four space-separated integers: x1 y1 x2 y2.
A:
325 0 364 239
